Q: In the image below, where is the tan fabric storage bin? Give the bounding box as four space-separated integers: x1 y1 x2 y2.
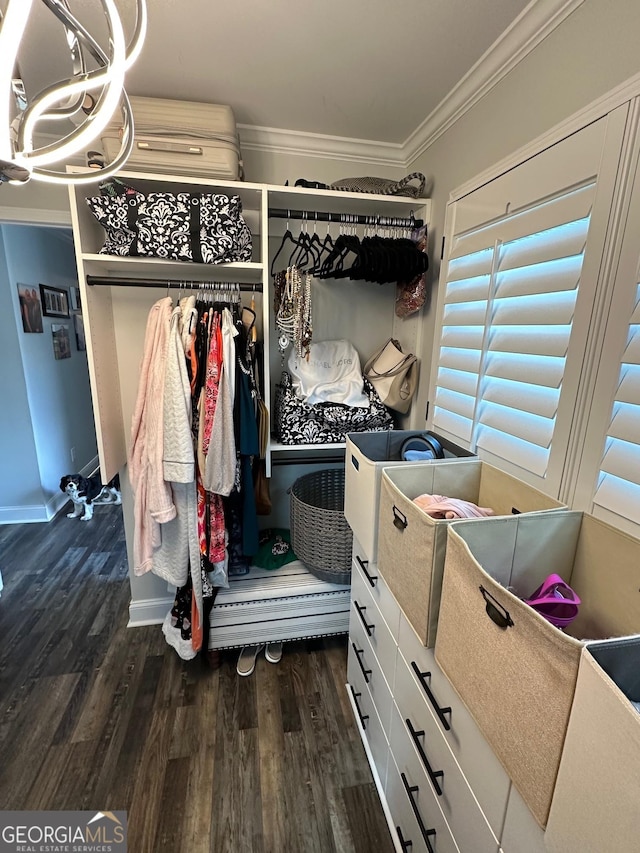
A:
377 459 563 648
345 430 473 562
545 637 640 852
434 512 640 829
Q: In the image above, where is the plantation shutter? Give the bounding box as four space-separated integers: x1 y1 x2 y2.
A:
429 115 626 494
433 184 595 477
592 280 640 524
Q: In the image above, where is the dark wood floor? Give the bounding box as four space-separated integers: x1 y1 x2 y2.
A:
0 503 394 853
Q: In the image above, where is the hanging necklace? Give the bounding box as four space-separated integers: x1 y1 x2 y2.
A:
275 265 312 360
298 272 313 358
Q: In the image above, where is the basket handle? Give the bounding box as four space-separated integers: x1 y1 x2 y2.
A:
480 585 514 629
393 505 408 531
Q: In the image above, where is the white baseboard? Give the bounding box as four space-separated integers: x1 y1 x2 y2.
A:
82 456 100 477
0 505 51 524
128 596 173 627
45 491 68 520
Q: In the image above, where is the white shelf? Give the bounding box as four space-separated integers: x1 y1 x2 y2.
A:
81 253 264 282
268 184 431 221
269 441 347 453
208 562 350 650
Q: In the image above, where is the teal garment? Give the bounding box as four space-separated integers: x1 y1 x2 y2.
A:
237 366 260 556
254 528 298 570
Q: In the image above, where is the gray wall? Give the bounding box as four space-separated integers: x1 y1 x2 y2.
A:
0 225 98 522
408 0 640 417
0 233 42 515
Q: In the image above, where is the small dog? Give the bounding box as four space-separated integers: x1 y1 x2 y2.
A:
60 473 121 520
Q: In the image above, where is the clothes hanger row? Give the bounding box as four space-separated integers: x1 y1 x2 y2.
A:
269 209 427 283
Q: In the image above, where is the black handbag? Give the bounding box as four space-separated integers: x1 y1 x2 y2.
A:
86 179 253 264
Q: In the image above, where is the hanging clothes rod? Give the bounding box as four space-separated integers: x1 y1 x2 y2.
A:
86 275 263 292
268 207 423 228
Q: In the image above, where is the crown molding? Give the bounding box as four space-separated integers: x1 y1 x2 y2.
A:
238 0 583 169
238 123 406 168
403 0 585 164
0 206 72 226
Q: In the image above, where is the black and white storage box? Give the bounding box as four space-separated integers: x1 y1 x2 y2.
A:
344 430 473 562
377 459 564 648
545 636 640 852
434 512 640 829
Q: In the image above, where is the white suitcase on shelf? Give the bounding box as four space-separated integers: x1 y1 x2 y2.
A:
101 96 243 180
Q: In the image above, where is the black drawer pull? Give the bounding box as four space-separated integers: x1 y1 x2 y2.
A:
396 826 413 851
351 642 372 684
480 584 514 629
411 661 452 731
354 600 375 636
406 717 444 796
356 554 378 587
349 685 369 729
401 772 436 853
393 505 408 531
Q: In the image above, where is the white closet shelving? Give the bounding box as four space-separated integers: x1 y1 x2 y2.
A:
66 169 431 649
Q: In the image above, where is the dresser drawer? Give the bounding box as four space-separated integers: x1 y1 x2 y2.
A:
348 604 394 735
352 542 401 641
394 654 499 853
386 752 435 853
389 702 461 853
350 571 398 690
347 661 389 789
398 613 510 836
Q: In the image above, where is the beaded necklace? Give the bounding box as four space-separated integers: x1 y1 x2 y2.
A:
274 264 313 359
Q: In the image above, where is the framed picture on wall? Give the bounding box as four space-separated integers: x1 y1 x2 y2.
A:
17 283 43 333
51 324 71 360
69 286 81 312
73 312 86 351
40 284 70 318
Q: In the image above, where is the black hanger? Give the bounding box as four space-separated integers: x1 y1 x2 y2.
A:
270 212 298 276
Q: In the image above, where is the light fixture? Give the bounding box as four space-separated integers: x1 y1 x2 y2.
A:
0 0 147 185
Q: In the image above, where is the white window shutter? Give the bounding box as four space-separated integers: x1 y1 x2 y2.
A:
592 282 640 524
432 185 595 479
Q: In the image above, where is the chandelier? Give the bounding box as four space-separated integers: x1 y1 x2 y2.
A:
0 0 146 185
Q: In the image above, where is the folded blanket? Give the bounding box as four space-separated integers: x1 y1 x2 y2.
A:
413 493 495 520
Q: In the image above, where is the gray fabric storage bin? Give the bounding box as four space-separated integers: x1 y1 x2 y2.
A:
434 512 640 829
377 459 564 648
545 637 640 852
344 430 473 562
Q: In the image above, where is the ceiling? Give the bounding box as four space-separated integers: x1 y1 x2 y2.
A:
12 0 536 148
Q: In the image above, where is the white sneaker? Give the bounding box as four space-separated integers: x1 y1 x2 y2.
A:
265 641 283 664
236 644 265 677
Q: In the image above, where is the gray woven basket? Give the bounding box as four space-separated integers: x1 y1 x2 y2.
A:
290 468 353 585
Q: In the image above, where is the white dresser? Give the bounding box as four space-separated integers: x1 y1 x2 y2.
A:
347 540 546 853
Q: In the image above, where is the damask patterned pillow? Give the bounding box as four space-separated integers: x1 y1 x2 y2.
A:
274 371 394 445
86 188 253 264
